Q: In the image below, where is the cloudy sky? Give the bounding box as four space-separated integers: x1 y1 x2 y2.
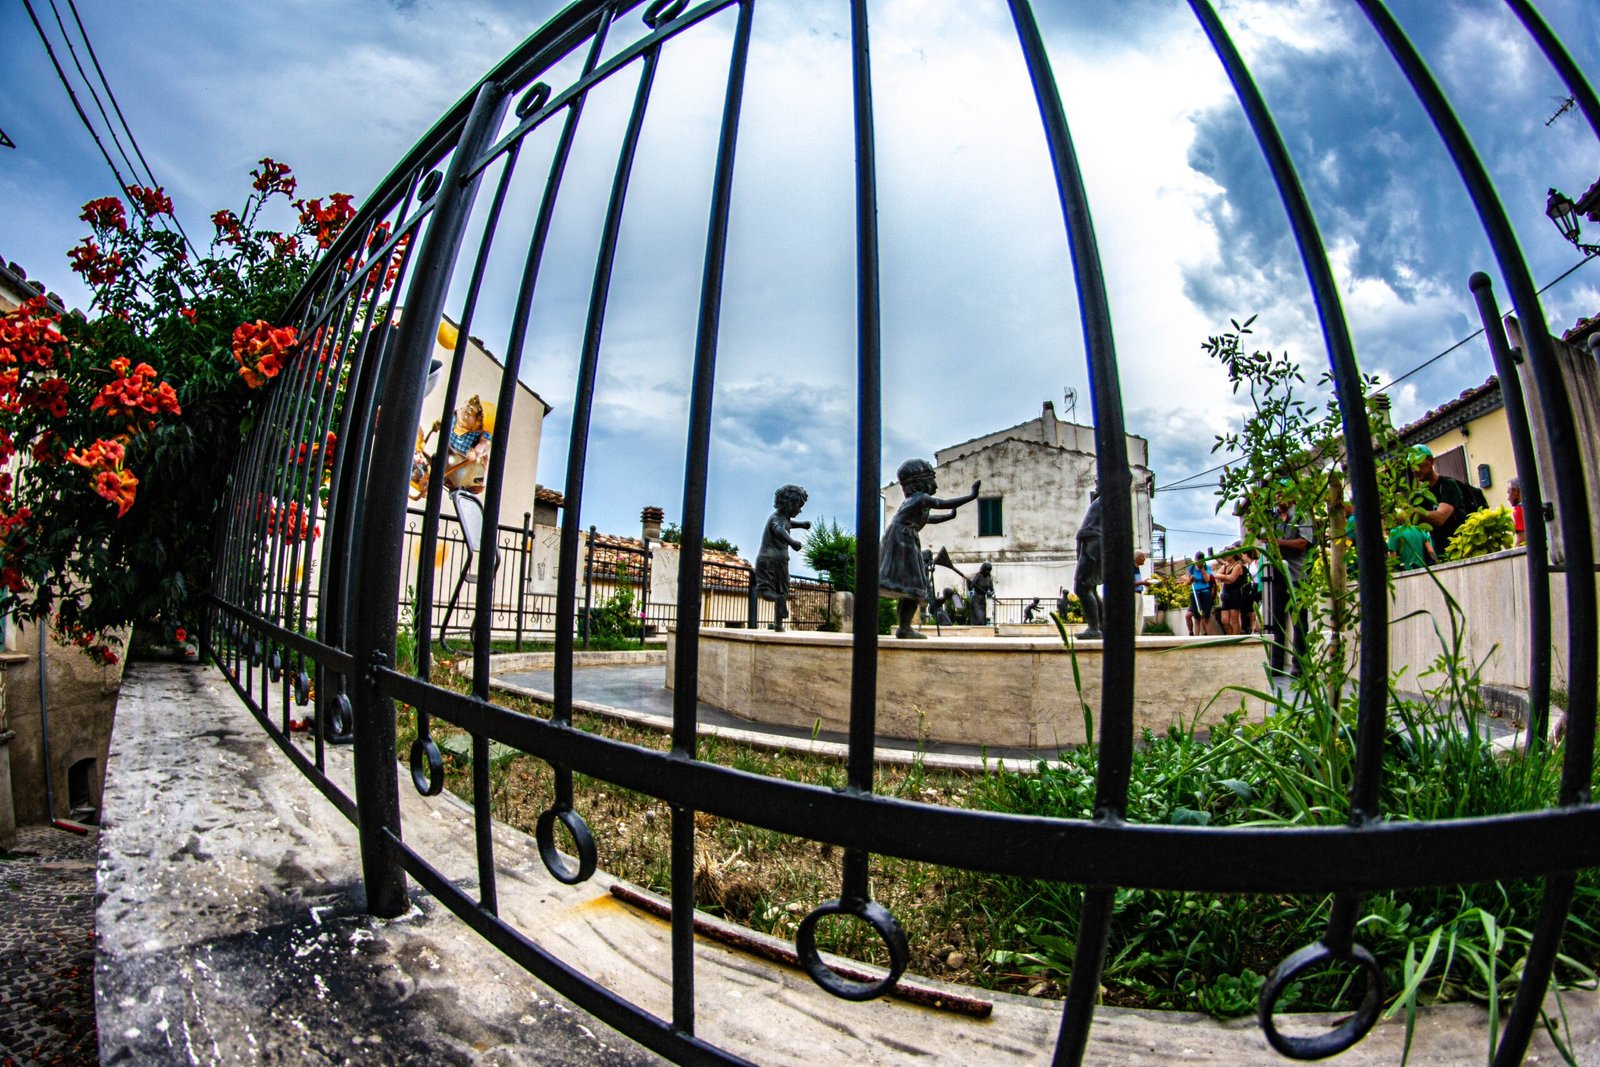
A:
3 0 1598 570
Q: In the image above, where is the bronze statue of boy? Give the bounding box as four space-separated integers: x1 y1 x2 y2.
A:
756 484 810 631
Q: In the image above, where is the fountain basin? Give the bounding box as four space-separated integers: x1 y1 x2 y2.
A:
665 629 1271 750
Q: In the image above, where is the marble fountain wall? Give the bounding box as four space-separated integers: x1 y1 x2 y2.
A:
665 629 1271 749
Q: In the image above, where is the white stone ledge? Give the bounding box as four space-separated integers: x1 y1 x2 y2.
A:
95 661 1600 1065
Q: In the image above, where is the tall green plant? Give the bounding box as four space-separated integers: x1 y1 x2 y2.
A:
1206 315 1408 686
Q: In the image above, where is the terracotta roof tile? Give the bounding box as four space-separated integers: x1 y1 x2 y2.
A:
1576 174 1600 220
1396 376 1500 439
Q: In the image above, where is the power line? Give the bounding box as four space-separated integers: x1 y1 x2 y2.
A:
46 0 145 194
1155 456 1238 492
59 0 199 260
1156 256 1599 496
22 0 133 202
1372 255 1596 395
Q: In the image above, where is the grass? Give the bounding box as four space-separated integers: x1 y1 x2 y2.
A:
390 645 1599 1044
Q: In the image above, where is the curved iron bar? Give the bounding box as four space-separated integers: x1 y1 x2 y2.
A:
1469 273 1553 751
550 11 665 902
1349 3 1599 1064
1001 3 1136 1060
1186 2 1395 1056
786 0 912 1006
668 0 754 1030
368 666 1600 893
202 2 1600 1063
466 10 616 903
409 149 520 753
1503 0 1600 140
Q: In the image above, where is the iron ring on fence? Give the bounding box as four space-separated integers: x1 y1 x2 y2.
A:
795 897 910 1002
1258 940 1385 1059
535 802 598 885
409 736 445 797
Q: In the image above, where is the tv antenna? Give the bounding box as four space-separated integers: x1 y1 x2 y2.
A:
1063 387 1077 421
1546 96 1576 127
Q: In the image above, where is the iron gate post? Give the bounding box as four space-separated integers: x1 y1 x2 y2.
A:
348 79 513 919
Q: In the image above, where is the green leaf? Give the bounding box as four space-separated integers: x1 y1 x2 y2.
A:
1218 778 1254 802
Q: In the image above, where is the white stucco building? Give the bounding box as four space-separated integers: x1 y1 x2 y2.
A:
881 401 1155 601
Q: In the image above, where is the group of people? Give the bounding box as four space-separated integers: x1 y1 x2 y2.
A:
1180 547 1265 637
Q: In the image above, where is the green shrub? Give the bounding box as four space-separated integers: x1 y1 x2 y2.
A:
1446 505 1515 561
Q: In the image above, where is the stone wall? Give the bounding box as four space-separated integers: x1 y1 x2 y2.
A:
4 631 122 825
668 629 1269 749
1388 546 1596 695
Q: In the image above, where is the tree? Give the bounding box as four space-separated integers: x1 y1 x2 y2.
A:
659 521 739 555
803 518 856 593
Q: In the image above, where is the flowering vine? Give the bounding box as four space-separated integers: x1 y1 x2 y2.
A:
0 158 358 661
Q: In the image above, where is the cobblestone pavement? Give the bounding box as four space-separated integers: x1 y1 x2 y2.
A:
0 824 98 1067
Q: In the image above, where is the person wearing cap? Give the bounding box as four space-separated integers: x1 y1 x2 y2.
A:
1410 445 1475 558
1265 497 1314 676
1508 477 1526 547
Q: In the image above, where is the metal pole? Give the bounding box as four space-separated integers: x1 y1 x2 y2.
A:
746 565 758 629
36 621 53 823
582 524 595 650
516 511 530 652
640 539 650 648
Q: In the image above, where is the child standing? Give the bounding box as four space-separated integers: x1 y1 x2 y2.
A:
880 459 980 639
755 484 810 631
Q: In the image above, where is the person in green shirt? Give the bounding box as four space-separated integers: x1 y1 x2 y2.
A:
1386 512 1436 571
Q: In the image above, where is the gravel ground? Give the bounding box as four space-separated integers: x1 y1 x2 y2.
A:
0 824 98 1067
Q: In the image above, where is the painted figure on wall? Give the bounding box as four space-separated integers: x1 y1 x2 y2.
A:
411 394 496 499
755 484 810 631
880 459 980 639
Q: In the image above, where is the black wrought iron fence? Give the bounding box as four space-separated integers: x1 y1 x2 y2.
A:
206 1 1599 1064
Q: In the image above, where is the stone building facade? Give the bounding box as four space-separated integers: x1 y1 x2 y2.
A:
881 401 1155 603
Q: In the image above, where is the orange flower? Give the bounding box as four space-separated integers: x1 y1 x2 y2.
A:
91 359 182 421
81 197 128 231
67 438 127 470
296 192 357 248
250 158 296 196
68 239 124 286
232 320 296 388
92 469 138 516
125 185 173 217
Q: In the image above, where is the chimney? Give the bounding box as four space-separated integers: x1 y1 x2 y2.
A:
1042 400 1059 446
640 505 664 542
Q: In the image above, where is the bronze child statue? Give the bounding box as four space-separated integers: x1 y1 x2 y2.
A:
756 484 810 631
966 561 995 626
1074 484 1104 640
880 459 980 639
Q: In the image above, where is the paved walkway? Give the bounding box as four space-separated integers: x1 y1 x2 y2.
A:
0 824 98 1066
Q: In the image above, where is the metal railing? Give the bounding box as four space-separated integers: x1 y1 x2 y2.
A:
206 1 1600 1063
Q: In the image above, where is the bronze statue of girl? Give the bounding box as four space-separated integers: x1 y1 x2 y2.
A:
880 459 979 638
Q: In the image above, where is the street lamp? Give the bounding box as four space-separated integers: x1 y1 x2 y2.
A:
1546 187 1600 256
